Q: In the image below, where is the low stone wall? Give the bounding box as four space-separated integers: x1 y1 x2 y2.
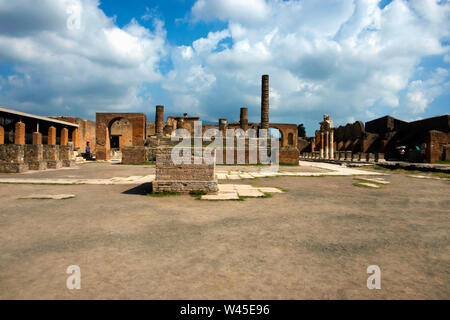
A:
0 144 28 173
43 145 62 169
24 145 47 170
279 148 300 165
122 146 146 164
59 146 75 167
153 148 218 194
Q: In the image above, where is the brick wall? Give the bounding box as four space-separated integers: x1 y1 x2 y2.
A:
153 148 218 193
426 130 449 163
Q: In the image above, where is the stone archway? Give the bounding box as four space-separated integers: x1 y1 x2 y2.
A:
269 124 298 148
96 113 146 161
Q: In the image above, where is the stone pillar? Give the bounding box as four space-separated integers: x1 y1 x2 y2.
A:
60 128 69 146
32 132 42 145
325 131 329 159
14 122 25 145
320 132 324 158
330 130 334 159
155 105 164 136
72 128 80 148
219 119 227 135
261 75 269 131
240 108 249 131
48 126 56 145
178 118 184 130
0 125 4 144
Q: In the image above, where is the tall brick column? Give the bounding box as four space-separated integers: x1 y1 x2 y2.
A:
219 119 227 135
72 128 80 148
14 122 25 145
325 131 329 159
155 105 165 136
61 128 69 146
240 108 248 131
261 75 270 131
48 126 56 145
0 125 4 144
32 132 42 145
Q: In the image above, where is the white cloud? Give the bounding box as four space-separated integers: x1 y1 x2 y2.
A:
0 0 167 117
191 0 269 23
405 68 450 114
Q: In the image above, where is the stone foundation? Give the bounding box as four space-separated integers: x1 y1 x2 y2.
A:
43 145 62 169
279 148 300 165
0 145 28 173
59 146 75 167
153 148 218 194
24 145 47 171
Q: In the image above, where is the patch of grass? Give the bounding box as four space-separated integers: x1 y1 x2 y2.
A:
189 190 208 200
435 160 450 165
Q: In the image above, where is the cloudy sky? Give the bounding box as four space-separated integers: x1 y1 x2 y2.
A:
0 0 449 135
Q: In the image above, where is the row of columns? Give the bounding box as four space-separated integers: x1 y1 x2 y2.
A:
320 130 334 159
0 122 78 147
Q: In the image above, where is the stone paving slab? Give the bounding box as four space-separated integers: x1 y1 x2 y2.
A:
19 194 76 200
202 192 239 200
355 182 381 189
236 189 265 198
356 177 390 185
258 187 284 193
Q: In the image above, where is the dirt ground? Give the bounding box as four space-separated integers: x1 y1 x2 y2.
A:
0 163 449 299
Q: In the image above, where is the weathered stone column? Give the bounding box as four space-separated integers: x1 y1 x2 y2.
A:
240 108 248 131
61 128 69 146
14 122 25 145
155 105 164 136
71 128 80 148
325 131 329 159
261 75 269 131
0 125 4 144
48 126 56 145
330 130 334 159
320 132 324 158
32 132 42 145
219 119 227 136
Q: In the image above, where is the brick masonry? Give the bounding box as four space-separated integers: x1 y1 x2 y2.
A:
24 145 47 170
43 145 62 169
0 125 4 144
14 122 25 145
279 148 300 165
153 148 218 194
0 145 28 173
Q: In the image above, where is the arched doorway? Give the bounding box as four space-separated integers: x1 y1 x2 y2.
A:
108 118 133 151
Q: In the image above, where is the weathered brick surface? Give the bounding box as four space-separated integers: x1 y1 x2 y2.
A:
0 145 28 173
60 128 69 146
14 122 25 145
122 146 146 164
59 146 75 167
153 148 218 194
48 126 56 145
426 130 449 163
32 132 42 145
0 125 4 144
279 148 299 165
43 145 62 169
25 145 47 170
96 113 146 161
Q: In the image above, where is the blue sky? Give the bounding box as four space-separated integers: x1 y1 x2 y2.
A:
0 0 449 136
